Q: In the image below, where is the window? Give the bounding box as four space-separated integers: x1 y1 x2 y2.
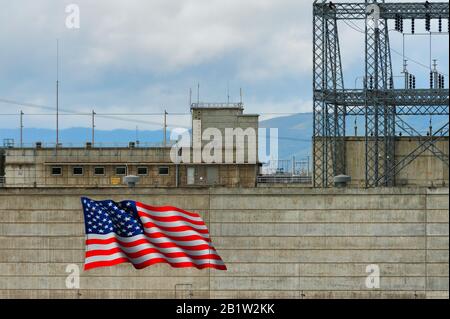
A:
94 167 105 176
115 166 127 175
73 167 83 176
137 167 148 175
51 167 62 176
158 166 169 175
187 167 195 185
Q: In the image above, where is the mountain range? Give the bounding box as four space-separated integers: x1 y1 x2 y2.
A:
0 113 447 161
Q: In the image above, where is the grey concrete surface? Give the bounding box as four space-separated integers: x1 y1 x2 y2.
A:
0 186 448 299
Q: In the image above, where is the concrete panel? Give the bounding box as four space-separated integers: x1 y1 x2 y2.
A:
427 237 449 249
426 250 449 263
0 236 84 249
210 194 426 210
0 224 84 236
211 223 425 236
0 276 210 290
0 263 209 277
427 277 449 291
210 277 426 291
210 209 427 223
427 264 449 277
0 289 211 299
427 223 449 236
213 236 426 250
0 210 83 223
427 210 449 223
0 187 447 299
426 195 449 210
425 291 449 299
210 290 426 299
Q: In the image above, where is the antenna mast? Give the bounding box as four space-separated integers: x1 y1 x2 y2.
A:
56 39 59 147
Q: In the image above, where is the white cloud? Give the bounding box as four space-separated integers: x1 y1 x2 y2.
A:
1 0 313 76
0 0 447 134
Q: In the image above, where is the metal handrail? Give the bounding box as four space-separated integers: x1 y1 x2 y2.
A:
257 175 312 184
191 102 243 109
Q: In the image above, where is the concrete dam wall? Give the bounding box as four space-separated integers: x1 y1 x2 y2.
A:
0 187 448 299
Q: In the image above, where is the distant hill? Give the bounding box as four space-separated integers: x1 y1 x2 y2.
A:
0 127 165 147
0 113 446 161
259 113 313 160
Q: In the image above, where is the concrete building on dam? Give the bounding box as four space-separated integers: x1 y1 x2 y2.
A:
0 103 260 188
313 136 449 188
1 133 447 189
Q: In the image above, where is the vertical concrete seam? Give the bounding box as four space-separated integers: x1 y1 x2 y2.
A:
424 190 428 297
208 187 211 299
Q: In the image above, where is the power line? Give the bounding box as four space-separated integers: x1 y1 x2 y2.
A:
390 46 449 76
0 99 313 116
340 20 448 76
342 20 364 33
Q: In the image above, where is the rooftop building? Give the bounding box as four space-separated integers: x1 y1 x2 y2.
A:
0 104 260 188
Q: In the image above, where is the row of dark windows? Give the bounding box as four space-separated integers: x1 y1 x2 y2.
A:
51 166 169 176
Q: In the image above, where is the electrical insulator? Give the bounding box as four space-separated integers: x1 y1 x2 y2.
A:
395 15 402 31
443 76 445 88
412 76 416 89
389 77 394 89
400 18 403 33
438 16 442 32
411 18 415 34
409 74 413 89
425 14 431 31
369 76 373 89
430 71 434 89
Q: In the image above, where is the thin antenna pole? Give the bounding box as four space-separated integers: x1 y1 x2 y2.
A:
240 88 243 104
163 110 167 147
20 110 24 147
429 115 433 135
429 33 432 70
197 83 200 104
92 110 95 145
227 81 230 104
189 88 192 106
56 39 59 147
135 125 138 144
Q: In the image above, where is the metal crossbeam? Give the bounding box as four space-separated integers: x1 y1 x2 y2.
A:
314 2 449 20
396 117 449 165
312 0 449 188
315 89 450 111
376 122 449 184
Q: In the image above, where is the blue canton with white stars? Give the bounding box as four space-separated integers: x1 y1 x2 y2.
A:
81 197 144 237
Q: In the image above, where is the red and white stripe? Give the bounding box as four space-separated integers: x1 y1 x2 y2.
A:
84 202 226 271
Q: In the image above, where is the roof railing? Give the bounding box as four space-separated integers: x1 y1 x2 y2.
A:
191 102 244 109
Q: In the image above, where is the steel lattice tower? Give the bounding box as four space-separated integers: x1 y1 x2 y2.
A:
312 0 449 187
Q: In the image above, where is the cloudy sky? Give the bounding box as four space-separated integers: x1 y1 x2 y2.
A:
0 0 447 131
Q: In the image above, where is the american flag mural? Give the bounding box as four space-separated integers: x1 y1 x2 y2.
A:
81 197 226 271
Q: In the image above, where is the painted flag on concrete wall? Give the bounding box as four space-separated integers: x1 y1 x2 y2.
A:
81 197 226 271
